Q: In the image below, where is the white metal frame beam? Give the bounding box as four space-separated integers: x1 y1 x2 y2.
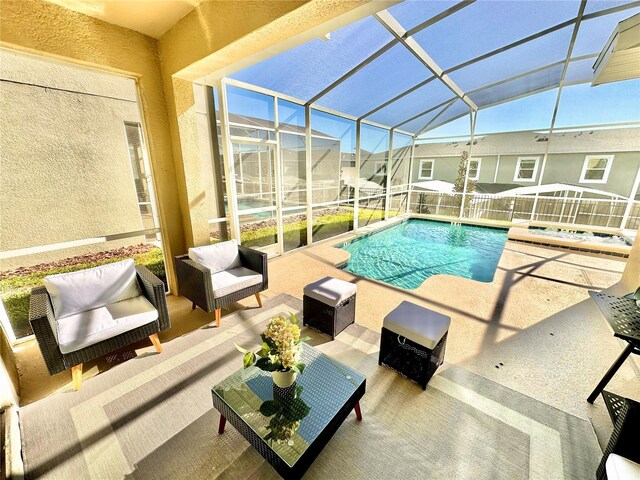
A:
530 0 587 220
374 10 478 112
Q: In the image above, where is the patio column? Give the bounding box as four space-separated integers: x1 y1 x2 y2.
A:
621 164 640 230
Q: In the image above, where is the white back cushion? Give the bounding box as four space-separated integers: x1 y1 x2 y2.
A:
44 259 141 319
188 240 241 273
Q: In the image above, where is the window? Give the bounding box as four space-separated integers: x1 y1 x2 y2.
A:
514 157 539 182
418 159 434 179
469 157 481 180
580 155 613 183
374 160 387 177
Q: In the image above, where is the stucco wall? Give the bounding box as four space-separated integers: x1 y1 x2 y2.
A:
0 0 183 289
0 49 146 270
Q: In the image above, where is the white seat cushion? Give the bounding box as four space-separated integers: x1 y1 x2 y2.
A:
50 295 158 354
189 240 241 274
303 276 356 307
44 259 141 319
606 454 640 480
211 267 262 299
383 301 451 350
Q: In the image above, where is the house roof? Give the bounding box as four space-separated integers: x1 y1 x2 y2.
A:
413 126 640 156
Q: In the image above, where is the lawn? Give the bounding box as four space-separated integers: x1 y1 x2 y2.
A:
0 246 165 339
2 206 399 339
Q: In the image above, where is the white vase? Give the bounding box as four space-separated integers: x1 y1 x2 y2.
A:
272 369 297 388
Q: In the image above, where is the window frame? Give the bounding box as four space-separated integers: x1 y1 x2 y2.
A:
374 160 387 177
514 156 540 183
418 158 435 180
579 154 614 184
469 157 482 181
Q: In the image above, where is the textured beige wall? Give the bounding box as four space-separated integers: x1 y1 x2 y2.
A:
0 0 184 289
0 50 146 270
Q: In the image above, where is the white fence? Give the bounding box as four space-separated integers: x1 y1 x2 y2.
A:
408 191 640 230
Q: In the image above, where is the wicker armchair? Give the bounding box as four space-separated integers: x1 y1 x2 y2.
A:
29 264 170 390
175 244 268 327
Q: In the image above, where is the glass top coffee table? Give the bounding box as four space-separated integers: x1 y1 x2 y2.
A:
211 344 366 480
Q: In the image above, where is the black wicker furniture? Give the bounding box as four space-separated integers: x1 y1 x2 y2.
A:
596 391 640 480
587 290 640 403
303 276 356 340
379 300 450 390
212 344 365 480
175 240 267 328
29 260 170 391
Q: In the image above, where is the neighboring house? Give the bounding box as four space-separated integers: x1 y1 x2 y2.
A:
410 127 640 198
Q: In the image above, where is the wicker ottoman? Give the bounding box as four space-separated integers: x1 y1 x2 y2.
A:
378 301 450 390
303 276 356 340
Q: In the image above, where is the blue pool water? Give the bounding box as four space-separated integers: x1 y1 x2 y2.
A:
339 219 508 289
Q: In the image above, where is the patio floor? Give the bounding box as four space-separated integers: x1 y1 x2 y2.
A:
13 223 640 449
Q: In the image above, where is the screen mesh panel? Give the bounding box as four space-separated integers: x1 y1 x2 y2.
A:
412 0 580 70
564 57 597 84
584 0 638 14
399 101 452 134
572 7 640 57
421 99 470 134
368 79 454 127
555 80 640 127
316 44 430 117
447 26 573 92
468 63 564 107
387 0 460 31
474 88 558 134
229 16 393 101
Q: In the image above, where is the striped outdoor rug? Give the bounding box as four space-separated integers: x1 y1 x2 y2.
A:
20 293 601 479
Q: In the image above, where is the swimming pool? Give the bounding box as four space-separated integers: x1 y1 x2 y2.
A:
338 219 508 289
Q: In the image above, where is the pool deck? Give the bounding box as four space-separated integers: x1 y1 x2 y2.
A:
12 216 640 448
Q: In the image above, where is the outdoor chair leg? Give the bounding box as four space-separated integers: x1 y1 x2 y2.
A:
149 333 162 353
588 343 635 403
192 302 196 310
255 292 263 308
215 308 221 328
71 363 83 391
218 415 226 434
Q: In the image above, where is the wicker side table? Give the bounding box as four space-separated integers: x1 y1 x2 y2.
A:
303 276 356 340
379 301 450 390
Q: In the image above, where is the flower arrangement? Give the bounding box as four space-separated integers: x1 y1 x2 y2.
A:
236 312 310 376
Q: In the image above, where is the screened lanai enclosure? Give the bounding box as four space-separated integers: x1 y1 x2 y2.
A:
205 0 640 257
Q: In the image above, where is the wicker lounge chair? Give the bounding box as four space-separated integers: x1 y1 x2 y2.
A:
29 260 170 391
174 240 267 327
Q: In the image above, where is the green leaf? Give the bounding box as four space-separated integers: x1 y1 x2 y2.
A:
255 357 278 372
243 352 256 369
289 312 298 325
286 398 310 421
299 336 311 343
261 334 277 350
295 363 305 376
259 400 281 417
235 343 249 354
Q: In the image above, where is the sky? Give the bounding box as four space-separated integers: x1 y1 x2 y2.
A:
220 1 640 144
